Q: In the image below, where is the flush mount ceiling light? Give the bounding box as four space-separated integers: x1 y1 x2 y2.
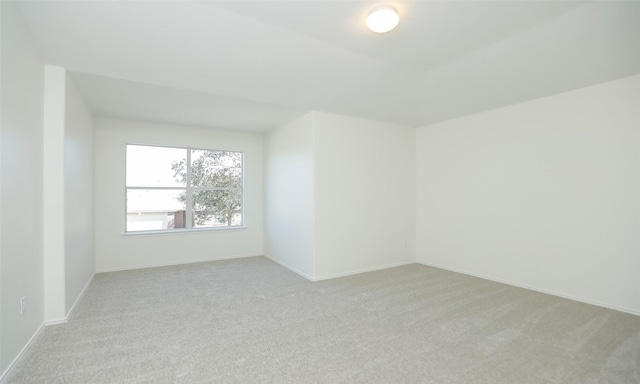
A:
367 5 400 33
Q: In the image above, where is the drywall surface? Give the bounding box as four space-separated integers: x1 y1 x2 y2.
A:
0 1 45 374
43 65 66 323
313 111 415 279
264 113 315 278
416 74 640 314
94 118 264 272
64 76 95 313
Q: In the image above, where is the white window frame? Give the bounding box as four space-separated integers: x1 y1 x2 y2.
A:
124 144 244 234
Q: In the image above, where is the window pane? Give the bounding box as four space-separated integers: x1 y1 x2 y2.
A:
127 189 186 231
190 150 242 188
192 189 242 228
126 145 187 187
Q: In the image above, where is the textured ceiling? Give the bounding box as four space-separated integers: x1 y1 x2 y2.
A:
17 1 640 131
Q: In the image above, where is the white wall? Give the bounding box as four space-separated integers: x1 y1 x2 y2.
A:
43 65 66 323
94 118 264 272
64 76 95 314
416 74 640 315
264 113 315 278
313 112 415 279
0 0 45 374
264 111 415 280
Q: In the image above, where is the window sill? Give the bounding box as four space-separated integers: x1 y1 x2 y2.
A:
122 226 247 238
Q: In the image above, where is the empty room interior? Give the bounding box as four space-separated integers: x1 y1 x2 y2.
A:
1 0 639 383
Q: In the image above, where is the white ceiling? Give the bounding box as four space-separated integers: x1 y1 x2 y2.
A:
17 0 640 131
68 72 305 132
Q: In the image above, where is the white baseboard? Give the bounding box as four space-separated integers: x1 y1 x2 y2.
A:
0 322 45 383
44 318 67 326
264 254 415 282
417 260 640 317
263 254 315 281
95 254 262 273
312 260 415 281
43 272 96 326
65 272 95 319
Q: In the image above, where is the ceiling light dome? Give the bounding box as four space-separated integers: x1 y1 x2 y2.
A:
367 5 400 33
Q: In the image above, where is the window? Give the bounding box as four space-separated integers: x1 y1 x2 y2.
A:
125 144 243 232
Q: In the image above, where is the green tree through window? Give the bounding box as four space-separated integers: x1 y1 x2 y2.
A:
171 150 242 227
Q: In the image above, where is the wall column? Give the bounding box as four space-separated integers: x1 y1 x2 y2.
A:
43 65 66 323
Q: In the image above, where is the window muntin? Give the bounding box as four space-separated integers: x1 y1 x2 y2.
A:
125 145 243 232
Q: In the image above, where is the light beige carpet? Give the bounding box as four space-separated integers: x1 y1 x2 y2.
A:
5 256 640 383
